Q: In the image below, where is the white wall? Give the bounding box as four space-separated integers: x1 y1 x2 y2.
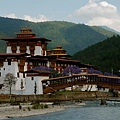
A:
16 46 20 53
0 68 5 84
26 46 30 54
34 46 42 55
24 76 49 95
0 60 27 94
3 61 19 77
6 46 12 53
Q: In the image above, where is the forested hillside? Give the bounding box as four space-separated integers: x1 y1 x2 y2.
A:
90 26 119 37
0 17 117 55
72 35 120 75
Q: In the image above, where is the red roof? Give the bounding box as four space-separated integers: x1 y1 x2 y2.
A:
1 37 52 42
0 53 30 57
56 58 81 63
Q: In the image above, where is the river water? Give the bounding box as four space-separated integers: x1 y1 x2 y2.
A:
6 101 120 120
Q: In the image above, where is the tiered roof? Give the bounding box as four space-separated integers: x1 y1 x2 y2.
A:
1 26 52 42
47 46 70 58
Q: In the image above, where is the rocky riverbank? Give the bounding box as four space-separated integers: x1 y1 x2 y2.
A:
0 103 66 120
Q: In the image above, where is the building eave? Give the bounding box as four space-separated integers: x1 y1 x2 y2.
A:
1 37 52 42
0 53 30 57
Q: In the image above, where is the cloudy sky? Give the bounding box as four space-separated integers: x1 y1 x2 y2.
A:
0 0 120 32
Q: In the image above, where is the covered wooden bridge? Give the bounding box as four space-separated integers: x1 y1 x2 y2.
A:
42 74 120 94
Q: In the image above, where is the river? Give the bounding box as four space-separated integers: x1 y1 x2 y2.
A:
5 100 120 120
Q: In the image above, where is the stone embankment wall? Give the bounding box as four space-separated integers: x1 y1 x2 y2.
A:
0 92 119 103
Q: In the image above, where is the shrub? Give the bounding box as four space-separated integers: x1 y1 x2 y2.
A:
32 103 41 109
32 103 48 109
44 104 48 108
27 107 31 111
40 104 44 109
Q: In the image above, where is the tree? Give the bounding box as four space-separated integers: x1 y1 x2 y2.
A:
63 66 81 76
20 79 24 94
88 68 103 74
3 73 17 94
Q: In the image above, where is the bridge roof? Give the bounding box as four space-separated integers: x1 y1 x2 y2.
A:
42 75 72 82
98 75 120 79
42 73 120 82
42 74 98 82
72 73 98 76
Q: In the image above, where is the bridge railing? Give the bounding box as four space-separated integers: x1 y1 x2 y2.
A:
42 74 120 92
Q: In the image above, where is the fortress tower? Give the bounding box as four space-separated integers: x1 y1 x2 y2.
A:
2 26 51 56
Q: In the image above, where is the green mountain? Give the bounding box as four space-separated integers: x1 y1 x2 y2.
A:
90 26 118 37
72 35 120 75
0 17 117 55
100 26 120 35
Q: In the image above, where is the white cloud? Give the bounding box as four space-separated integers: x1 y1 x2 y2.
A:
23 15 48 22
4 14 49 22
4 13 18 19
67 0 120 32
88 0 97 3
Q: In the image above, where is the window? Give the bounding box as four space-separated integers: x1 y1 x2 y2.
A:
8 59 11 65
17 72 19 77
31 77 34 80
23 73 25 78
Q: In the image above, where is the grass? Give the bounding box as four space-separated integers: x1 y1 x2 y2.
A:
32 103 48 109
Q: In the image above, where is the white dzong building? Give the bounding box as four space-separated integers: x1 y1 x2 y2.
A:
0 27 52 94
0 27 98 94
